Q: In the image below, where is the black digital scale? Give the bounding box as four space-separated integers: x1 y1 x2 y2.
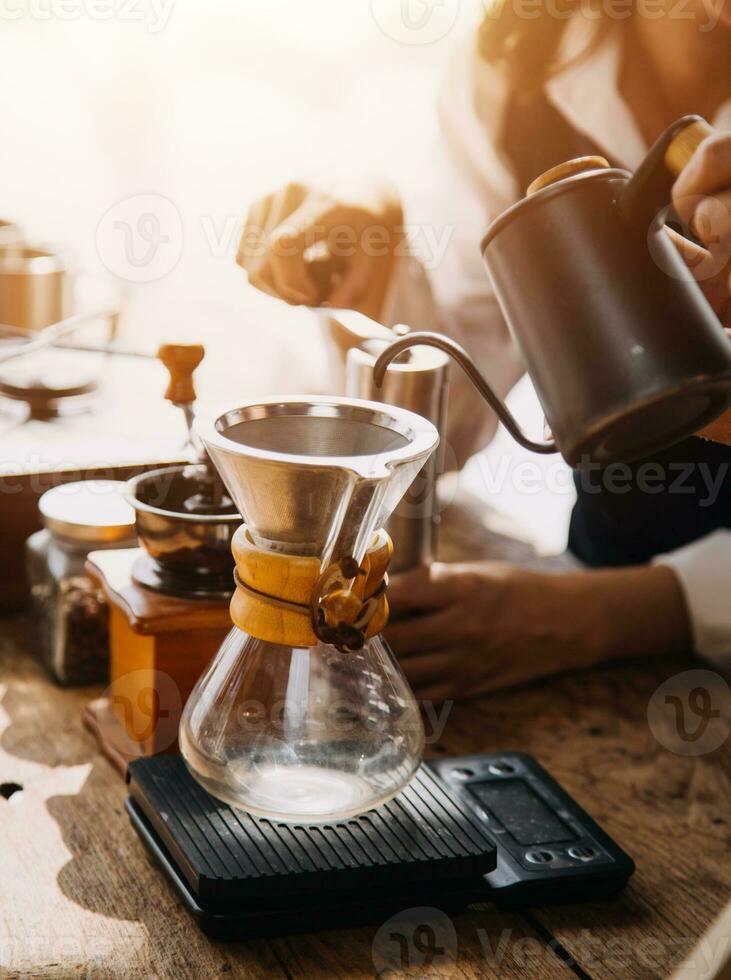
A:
126 752 635 939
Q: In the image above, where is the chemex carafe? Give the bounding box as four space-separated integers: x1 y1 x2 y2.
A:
179 396 438 823
374 116 731 467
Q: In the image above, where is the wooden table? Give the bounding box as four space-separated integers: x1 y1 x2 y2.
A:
2 615 729 979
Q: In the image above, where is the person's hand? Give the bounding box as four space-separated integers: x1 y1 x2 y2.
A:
384 561 691 701
672 133 731 445
672 132 731 329
385 562 597 701
237 178 403 320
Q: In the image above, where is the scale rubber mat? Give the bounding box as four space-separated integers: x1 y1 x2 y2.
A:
127 755 498 904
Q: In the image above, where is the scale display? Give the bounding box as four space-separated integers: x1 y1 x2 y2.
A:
468 779 576 846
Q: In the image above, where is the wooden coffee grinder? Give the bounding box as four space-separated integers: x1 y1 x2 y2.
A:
84 344 239 775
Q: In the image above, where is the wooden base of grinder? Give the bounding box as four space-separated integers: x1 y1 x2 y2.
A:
85 548 231 772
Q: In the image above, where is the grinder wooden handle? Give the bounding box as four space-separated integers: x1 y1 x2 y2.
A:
158 344 205 405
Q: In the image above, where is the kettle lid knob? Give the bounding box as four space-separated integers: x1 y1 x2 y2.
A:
527 155 610 197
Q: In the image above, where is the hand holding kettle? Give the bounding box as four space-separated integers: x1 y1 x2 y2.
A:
671 131 731 329
374 117 731 467
672 131 731 444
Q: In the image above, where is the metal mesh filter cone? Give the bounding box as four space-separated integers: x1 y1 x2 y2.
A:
196 396 439 564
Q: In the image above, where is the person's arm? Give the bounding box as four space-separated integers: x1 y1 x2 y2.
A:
385 561 692 701
654 530 731 674
236 37 525 470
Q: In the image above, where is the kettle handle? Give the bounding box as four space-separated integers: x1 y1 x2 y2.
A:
619 115 714 227
372 332 558 456
664 118 715 176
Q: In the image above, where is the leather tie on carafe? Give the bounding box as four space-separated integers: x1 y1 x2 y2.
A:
229 526 393 653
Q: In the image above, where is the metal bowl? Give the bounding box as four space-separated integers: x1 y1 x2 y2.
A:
125 465 240 592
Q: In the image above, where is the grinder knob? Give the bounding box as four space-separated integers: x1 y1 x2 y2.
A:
158 343 205 406
157 342 236 517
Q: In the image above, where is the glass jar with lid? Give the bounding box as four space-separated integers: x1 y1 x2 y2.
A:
25 480 137 685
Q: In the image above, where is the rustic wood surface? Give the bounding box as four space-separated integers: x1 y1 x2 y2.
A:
1 614 729 979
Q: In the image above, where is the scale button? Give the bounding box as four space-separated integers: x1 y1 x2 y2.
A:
451 767 475 779
525 849 555 865
488 761 516 776
568 845 596 861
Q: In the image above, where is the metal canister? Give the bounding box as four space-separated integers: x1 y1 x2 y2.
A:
0 245 71 333
346 341 449 571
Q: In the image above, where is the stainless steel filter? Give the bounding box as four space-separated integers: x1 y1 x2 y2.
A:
197 396 439 568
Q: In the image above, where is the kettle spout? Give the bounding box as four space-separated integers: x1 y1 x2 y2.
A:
373 332 558 456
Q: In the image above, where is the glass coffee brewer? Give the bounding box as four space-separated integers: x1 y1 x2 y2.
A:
180 397 439 822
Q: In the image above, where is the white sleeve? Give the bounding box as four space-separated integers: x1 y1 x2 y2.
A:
653 530 731 672
385 37 525 469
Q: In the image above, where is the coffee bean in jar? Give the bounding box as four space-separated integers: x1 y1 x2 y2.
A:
25 480 137 685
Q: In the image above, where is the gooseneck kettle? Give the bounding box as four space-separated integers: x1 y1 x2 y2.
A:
375 116 731 467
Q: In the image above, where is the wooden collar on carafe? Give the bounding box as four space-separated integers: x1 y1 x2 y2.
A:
229 526 393 652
